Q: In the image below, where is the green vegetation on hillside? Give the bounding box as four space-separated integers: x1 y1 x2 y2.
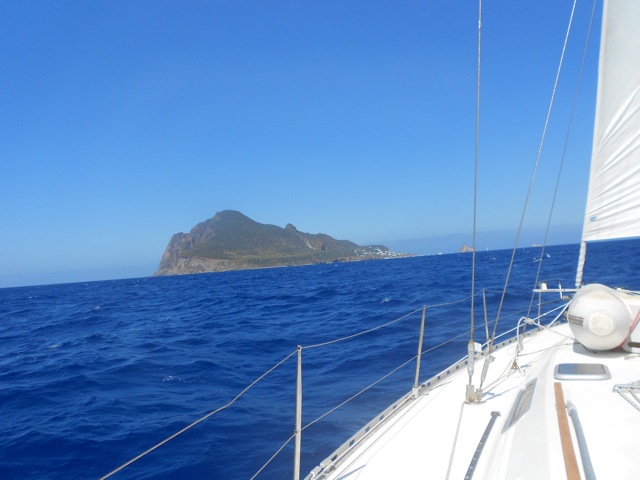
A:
155 210 399 276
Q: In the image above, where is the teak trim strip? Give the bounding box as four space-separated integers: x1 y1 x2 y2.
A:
554 382 580 480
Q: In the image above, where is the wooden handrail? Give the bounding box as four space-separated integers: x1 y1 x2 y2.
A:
554 382 580 480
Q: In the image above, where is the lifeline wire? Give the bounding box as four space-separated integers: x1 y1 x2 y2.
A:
302 353 418 431
102 292 481 478
99 348 297 480
303 327 472 432
303 293 477 351
303 307 425 350
249 432 297 480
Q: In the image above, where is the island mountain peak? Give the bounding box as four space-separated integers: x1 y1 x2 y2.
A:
154 211 405 276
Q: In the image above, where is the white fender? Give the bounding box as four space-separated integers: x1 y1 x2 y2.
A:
567 284 633 351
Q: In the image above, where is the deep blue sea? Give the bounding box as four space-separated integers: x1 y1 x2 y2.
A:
1 241 639 479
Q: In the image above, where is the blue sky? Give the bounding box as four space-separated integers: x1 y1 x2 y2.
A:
1 1 601 287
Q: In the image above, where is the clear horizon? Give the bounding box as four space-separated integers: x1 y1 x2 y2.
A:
0 222 582 289
2 1 598 288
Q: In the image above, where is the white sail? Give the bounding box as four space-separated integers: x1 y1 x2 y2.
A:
577 0 640 287
581 0 640 243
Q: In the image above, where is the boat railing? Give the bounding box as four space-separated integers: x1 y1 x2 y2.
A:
100 287 567 480
303 291 570 480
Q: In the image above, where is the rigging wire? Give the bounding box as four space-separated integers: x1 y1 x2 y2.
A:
94 3 602 476
468 0 482 388
485 0 579 369
527 0 599 318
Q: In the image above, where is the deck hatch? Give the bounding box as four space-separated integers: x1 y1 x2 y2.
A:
554 363 610 380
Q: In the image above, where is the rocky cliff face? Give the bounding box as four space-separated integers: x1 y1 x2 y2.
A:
154 210 398 276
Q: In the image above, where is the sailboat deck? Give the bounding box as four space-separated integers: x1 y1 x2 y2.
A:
311 322 640 479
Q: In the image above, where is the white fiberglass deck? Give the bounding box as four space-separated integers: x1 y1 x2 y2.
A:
311 322 640 479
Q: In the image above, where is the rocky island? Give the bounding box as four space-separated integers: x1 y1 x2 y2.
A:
154 210 407 276
459 243 474 253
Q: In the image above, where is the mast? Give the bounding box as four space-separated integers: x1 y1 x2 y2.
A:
467 0 483 403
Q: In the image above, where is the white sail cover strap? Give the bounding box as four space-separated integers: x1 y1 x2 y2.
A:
581 0 640 244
